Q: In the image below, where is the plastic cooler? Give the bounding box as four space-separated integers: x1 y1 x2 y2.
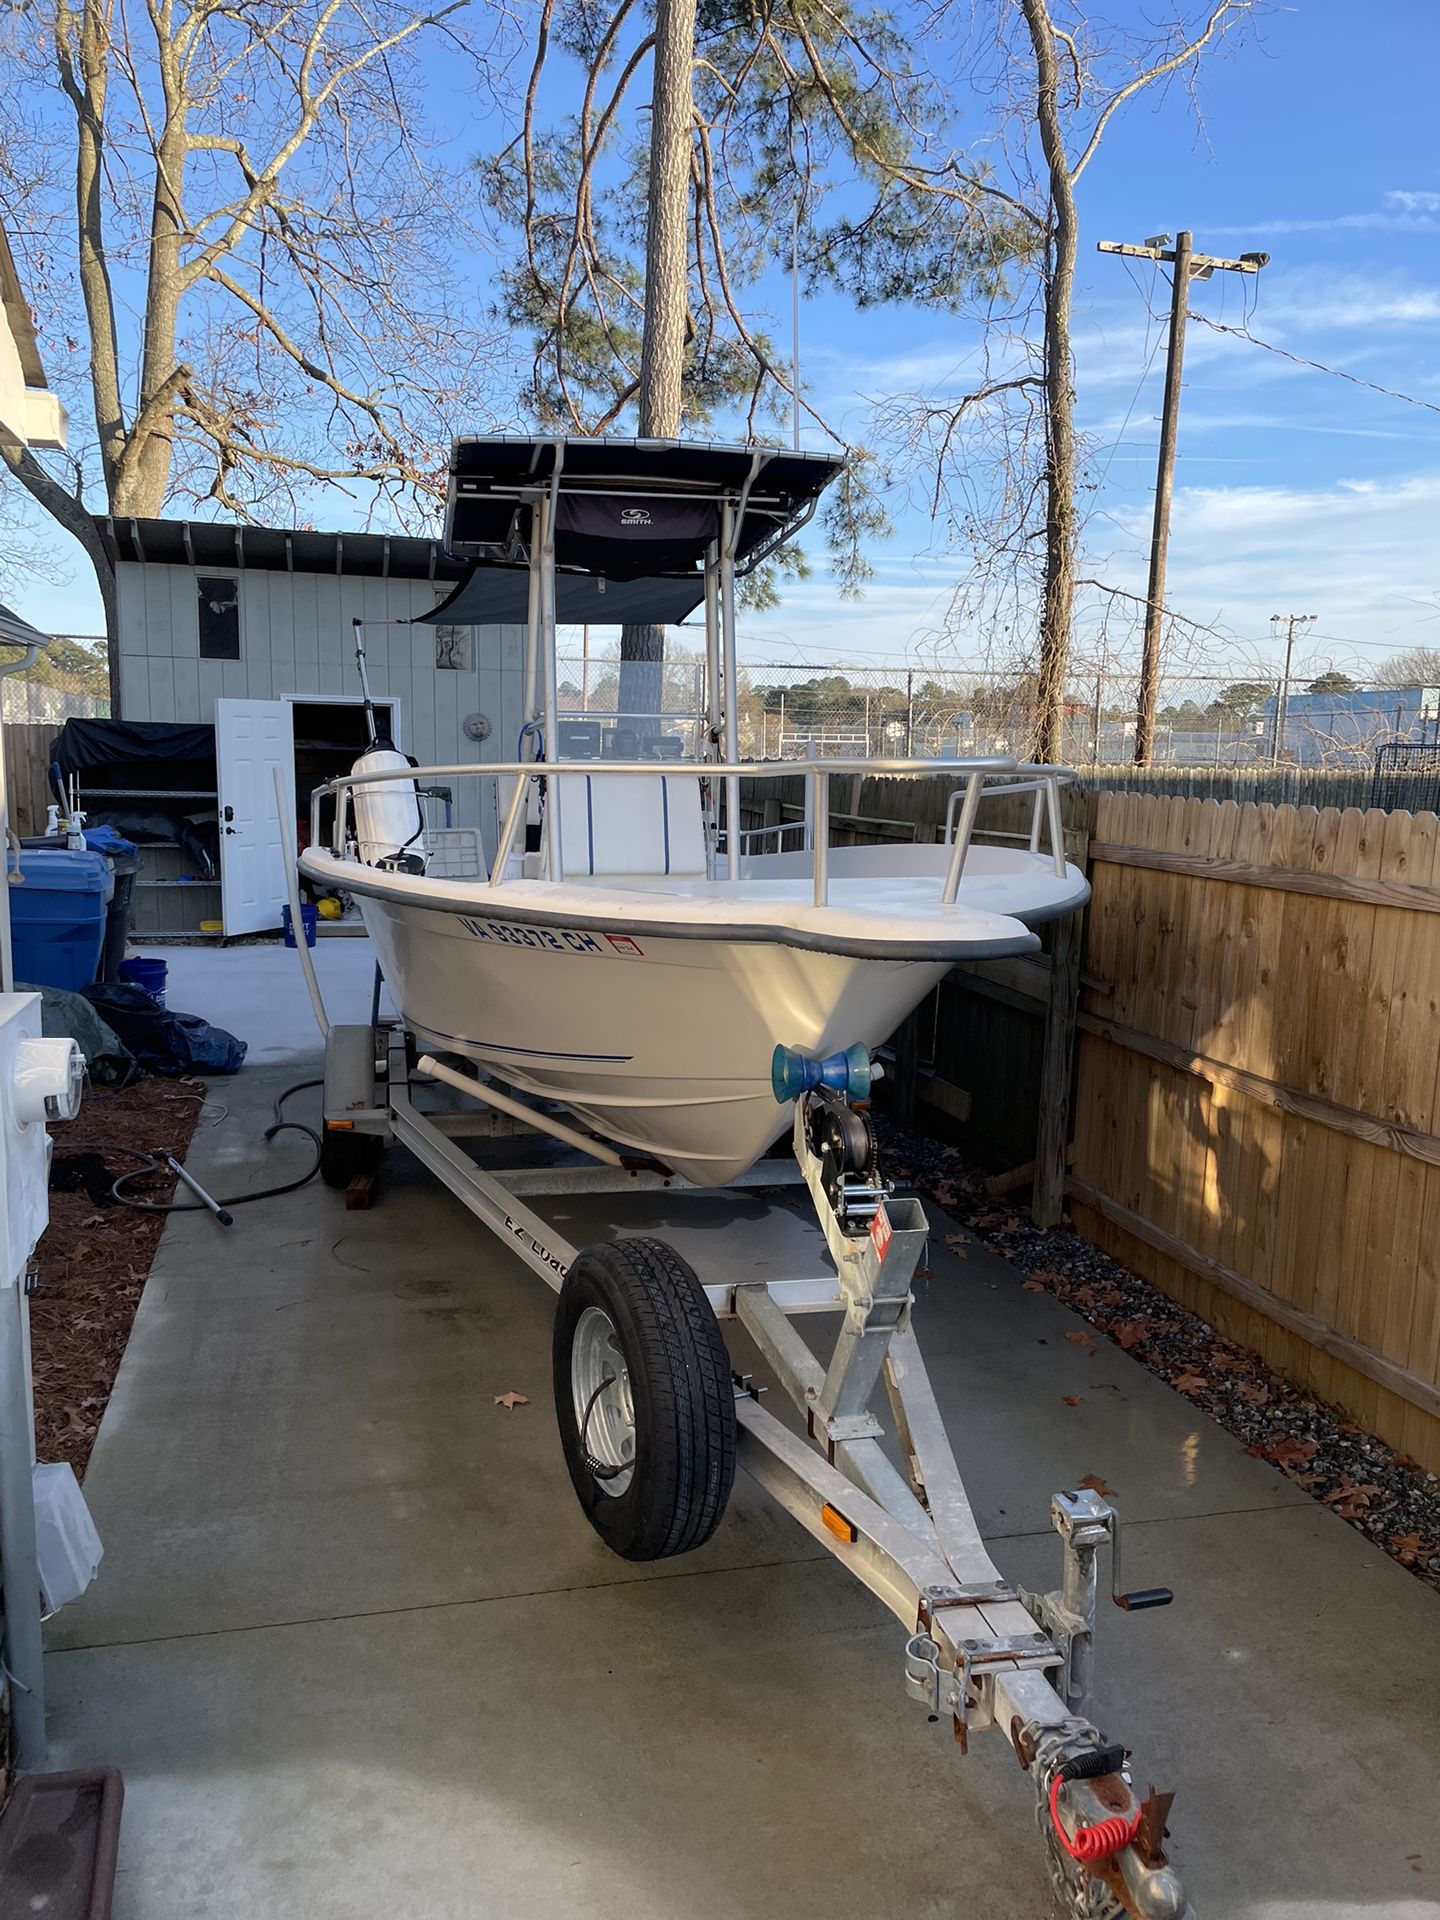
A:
6 847 114 993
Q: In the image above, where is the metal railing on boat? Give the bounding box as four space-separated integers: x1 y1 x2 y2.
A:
315 757 1076 909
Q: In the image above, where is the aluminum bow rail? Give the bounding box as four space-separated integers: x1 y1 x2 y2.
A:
322 1027 1193 1920
313 755 1075 909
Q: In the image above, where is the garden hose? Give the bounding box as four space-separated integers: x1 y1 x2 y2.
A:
53 1079 324 1221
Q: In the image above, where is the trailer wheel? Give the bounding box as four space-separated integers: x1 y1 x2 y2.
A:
320 1126 382 1189
553 1238 735 1561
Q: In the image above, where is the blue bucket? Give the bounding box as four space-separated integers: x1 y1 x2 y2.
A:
119 955 168 1007
282 903 318 949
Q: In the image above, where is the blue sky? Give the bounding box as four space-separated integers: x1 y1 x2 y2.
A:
736 0 1440 683
13 0 1439 689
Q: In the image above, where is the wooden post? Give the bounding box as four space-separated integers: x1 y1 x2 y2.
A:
889 1007 920 1128
1032 908 1081 1227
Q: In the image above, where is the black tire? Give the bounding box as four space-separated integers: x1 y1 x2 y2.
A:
553 1237 736 1561
320 1126 383 1189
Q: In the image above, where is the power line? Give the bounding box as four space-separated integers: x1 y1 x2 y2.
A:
1189 313 1440 416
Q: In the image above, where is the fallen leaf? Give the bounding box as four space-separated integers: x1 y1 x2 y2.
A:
1027 1269 1068 1288
493 1392 530 1410
1387 1533 1435 1566
1071 1284 1098 1310
1065 1330 1098 1353
1022 1278 1047 1293
1078 1472 1117 1498
1321 1478 1383 1510
1235 1381 1270 1407
1170 1371 1208 1396
1393 1452 1423 1474
1207 1348 1248 1373
1062 1395 1082 1407
1249 1435 1318 1468
1111 1319 1148 1351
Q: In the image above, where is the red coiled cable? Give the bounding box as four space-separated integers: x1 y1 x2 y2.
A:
1048 1773 1141 1862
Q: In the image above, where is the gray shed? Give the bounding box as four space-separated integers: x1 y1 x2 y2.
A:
93 517 525 935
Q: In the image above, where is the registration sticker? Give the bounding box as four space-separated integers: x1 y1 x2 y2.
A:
605 934 646 958
869 1202 892 1262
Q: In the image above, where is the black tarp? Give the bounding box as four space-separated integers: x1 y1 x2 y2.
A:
50 719 220 880
418 566 706 628
51 718 216 784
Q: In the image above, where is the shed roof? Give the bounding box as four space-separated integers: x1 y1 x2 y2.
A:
95 517 467 583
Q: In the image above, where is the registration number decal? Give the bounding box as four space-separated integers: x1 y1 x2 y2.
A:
457 917 603 954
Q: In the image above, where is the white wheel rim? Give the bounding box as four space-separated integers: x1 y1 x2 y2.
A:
571 1305 636 1497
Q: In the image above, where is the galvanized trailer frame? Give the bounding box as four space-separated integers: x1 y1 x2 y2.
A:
323 1023 1194 1920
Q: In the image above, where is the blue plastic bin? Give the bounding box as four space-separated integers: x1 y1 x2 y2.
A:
119 955 167 1007
282 903 318 949
7 847 114 993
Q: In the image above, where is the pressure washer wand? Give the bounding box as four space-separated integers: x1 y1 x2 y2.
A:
165 1154 234 1227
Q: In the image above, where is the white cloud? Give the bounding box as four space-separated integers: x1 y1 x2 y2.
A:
1387 190 1440 212
1101 471 1440 654
1210 211 1439 236
1259 272 1440 330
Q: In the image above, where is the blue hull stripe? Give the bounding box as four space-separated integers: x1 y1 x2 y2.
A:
421 1022 632 1064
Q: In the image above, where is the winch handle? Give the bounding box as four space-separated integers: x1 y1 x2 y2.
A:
1108 1511 1173 1612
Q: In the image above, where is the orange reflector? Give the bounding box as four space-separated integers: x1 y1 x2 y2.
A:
327 1119 354 1132
820 1503 857 1544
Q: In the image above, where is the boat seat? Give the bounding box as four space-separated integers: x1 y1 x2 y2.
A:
554 773 707 878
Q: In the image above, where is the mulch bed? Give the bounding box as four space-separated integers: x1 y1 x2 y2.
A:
32 1078 205 1479
879 1118 1440 1599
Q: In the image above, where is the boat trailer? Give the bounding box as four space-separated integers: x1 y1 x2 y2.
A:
322 1021 1192 1920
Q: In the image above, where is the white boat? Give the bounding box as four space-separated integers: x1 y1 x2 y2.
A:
300 436 1089 1186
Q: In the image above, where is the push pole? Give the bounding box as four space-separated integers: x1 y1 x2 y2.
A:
719 499 741 880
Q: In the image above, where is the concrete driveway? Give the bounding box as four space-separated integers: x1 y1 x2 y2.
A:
44 942 1440 1919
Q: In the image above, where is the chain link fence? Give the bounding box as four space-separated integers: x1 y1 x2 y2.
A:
555 645 1440 771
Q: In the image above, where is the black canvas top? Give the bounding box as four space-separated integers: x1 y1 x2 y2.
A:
419 565 707 628
443 435 844 576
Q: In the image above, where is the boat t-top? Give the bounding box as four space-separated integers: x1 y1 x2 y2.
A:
294 437 1193 1920
300 434 1088 1187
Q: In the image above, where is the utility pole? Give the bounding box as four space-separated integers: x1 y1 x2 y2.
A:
1270 612 1317 764
1097 232 1270 765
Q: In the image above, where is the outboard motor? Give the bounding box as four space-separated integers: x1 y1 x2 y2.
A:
350 619 426 873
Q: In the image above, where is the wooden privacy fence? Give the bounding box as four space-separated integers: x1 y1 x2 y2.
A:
2 723 56 838
1071 792 1440 1474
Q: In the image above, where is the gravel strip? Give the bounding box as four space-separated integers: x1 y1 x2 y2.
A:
879 1118 1440 1598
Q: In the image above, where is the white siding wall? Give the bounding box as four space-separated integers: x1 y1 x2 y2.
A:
116 561 524 838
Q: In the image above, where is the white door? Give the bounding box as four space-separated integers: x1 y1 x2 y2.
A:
216 698 295 936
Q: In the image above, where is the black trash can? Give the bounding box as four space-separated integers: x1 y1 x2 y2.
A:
83 827 141 984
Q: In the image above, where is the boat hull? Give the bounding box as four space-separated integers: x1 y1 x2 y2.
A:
358 893 951 1185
